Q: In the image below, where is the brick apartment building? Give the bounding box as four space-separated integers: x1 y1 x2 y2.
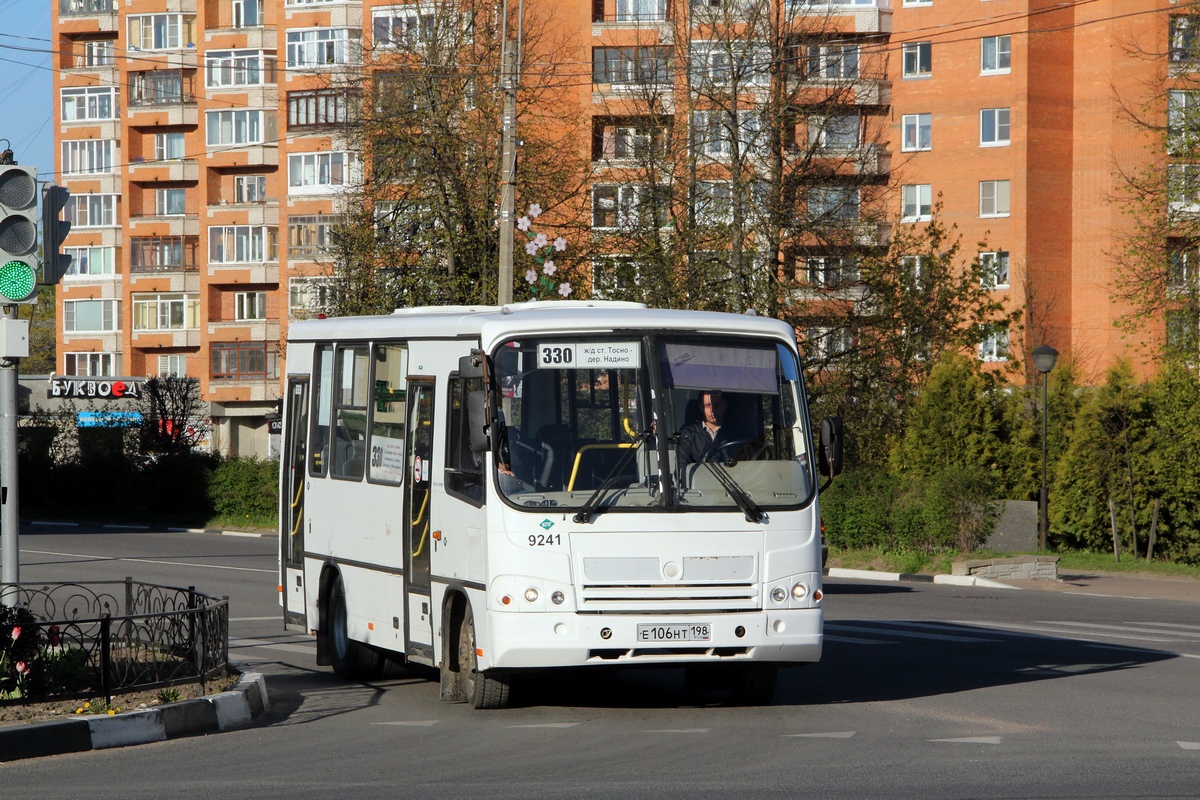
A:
50 0 1176 458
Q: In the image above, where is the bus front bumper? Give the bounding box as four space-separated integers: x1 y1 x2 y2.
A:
483 608 823 670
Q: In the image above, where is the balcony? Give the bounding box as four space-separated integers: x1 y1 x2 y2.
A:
129 158 200 183
207 201 280 226
283 2 363 28
59 0 118 31
129 236 200 291
786 1 893 34
207 319 281 342
204 26 278 50
206 144 279 168
132 328 201 349
208 262 280 285
130 214 201 237
128 99 199 128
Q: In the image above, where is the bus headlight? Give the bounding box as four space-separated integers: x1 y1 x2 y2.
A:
792 582 808 600
771 587 787 603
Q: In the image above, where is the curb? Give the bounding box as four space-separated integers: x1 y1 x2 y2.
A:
826 567 1018 590
0 668 268 763
28 520 269 538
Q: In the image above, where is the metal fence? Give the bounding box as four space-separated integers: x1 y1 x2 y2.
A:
0 579 229 705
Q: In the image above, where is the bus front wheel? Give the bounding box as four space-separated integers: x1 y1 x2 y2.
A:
327 575 382 679
458 604 512 709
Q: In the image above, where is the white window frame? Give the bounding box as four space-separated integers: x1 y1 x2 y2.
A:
901 184 932 222
158 353 188 377
127 13 194 51
981 35 1012 74
902 113 932 151
154 132 186 161
65 194 118 228
803 43 860 81
209 225 278 264
63 299 120 333
132 292 200 332
810 114 861 150
155 188 187 217
980 107 1011 147
206 49 271 88
79 40 115 68
978 324 1010 362
231 0 262 28
61 86 118 122
696 181 733 225
806 256 859 287
902 42 932 79
286 27 362 69
804 326 856 360
287 151 361 195
901 254 927 288
979 180 1011 218
235 175 268 204
289 276 339 317
591 184 668 229
980 251 1010 289
64 352 120 377
808 186 860 222
235 291 268 321
64 246 116 278
1169 164 1200 213
62 139 116 175
206 109 271 147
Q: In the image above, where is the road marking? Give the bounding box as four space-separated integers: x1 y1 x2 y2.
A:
1179 742 1200 750
1038 621 1200 639
782 731 857 739
229 636 317 655
930 737 1002 744
825 623 999 643
967 620 1176 644
1139 622 1200 632
374 721 440 727
645 729 710 734
1073 592 1152 601
103 524 149 530
21 548 275 574
508 723 580 729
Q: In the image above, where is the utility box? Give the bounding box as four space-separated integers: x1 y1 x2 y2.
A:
0 318 30 359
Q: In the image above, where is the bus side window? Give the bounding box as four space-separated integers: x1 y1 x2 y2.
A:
309 344 334 477
368 343 407 485
332 345 370 481
445 376 484 504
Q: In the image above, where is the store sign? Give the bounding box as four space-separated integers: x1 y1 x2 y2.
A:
49 378 145 400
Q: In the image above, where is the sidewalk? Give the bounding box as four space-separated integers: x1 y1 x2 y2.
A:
1000 570 1200 604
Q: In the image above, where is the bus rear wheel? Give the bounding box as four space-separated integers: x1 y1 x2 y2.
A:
327 575 382 680
459 604 512 709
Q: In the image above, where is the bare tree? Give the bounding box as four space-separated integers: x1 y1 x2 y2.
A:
139 376 209 455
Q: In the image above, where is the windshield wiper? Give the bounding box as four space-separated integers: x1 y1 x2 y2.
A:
572 432 650 524
672 436 763 523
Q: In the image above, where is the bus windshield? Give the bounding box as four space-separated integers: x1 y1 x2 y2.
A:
492 333 816 514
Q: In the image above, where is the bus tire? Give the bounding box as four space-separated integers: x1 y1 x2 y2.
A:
327 575 382 679
729 663 778 706
460 604 512 709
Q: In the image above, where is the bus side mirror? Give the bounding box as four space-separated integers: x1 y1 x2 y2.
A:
818 416 844 479
467 388 489 453
458 354 484 380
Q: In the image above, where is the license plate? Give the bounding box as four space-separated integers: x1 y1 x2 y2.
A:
636 623 711 643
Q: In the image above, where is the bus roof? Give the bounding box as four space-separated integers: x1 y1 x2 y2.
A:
286 301 797 348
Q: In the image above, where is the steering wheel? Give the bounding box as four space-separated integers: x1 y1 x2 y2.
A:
712 439 760 463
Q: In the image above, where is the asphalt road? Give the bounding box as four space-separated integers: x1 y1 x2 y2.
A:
5 524 1199 799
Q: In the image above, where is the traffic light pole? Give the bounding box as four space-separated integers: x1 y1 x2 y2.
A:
0 305 18 588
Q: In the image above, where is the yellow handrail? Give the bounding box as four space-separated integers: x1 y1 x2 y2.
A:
567 443 636 491
289 481 303 537
410 490 430 557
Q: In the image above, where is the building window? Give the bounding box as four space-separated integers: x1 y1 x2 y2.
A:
206 49 274 88
903 0 932 5
211 341 279 380
64 352 119 377
902 42 931 78
798 43 859 81
288 152 360 194
79 40 115 67
60 86 118 121
209 226 278 263
129 237 198 272
901 184 932 222
1172 17 1200 65
288 215 339 258
1169 250 1197 291
286 27 362 68
65 194 117 228
206 109 273 146
804 327 856 360
808 186 860 222
690 43 770 87
132 292 200 331
901 255 927 288
64 246 116 277
289 276 339 317
231 0 262 29
979 180 1011 217
902 113 931 151
62 139 115 175
981 35 1012 73
235 291 268 321
810 114 860 150
154 132 186 160
591 256 644 298
126 14 196 51
372 4 454 49
129 70 190 106
64 299 119 333
594 121 668 161
1168 91 1199 152
978 324 1010 362
693 109 767 159
591 184 669 229
155 188 187 216
980 108 1011 146
235 175 267 204
805 256 859 288
592 46 672 87
287 89 350 129
611 0 667 22
980 251 1010 289
1167 309 1199 354
158 353 188 377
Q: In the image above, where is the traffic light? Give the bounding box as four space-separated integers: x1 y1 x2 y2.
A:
0 164 39 303
41 184 72 285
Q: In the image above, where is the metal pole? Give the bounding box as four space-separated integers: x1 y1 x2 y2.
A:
497 39 518 306
0 305 20 588
1039 370 1048 551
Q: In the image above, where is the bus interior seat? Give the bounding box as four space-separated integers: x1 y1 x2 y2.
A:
535 424 573 490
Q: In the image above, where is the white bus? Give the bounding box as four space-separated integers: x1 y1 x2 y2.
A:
279 301 841 707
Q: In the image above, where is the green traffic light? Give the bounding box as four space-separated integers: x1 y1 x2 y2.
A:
0 259 36 301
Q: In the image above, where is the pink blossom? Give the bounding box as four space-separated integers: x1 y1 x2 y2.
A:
554 237 567 252
527 203 543 219
517 216 531 232
543 261 556 276
15 661 27 675
10 626 20 642
525 269 538 284
558 282 573 297
533 232 549 249
525 240 540 256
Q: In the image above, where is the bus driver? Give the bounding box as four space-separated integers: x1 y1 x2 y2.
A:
677 390 733 465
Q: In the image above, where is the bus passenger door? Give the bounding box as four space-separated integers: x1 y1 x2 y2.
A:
282 377 309 632
404 379 435 662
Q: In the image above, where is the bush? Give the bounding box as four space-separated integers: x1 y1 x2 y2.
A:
207 456 279 523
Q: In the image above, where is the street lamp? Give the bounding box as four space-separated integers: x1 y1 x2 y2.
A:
1032 344 1059 551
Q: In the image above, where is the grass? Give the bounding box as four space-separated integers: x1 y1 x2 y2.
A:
827 545 1200 580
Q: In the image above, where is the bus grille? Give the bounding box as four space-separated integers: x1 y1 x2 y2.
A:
579 582 759 612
